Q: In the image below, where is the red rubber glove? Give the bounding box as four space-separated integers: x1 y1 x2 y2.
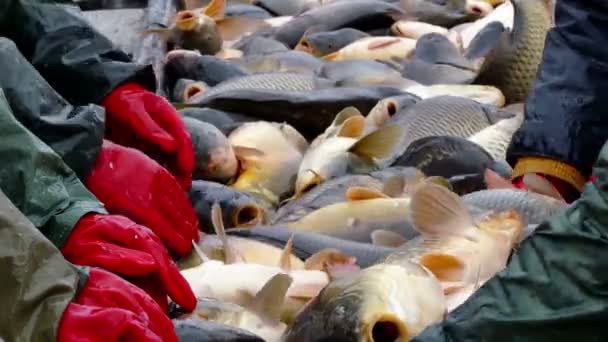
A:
58 268 178 342
62 214 196 312
102 82 194 190
86 140 200 257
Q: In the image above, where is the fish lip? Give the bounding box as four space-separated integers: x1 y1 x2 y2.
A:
232 204 265 227
363 313 409 342
175 10 199 31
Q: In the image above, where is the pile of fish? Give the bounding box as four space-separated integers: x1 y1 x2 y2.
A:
144 0 566 340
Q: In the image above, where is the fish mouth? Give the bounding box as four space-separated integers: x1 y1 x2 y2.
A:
364 314 409 342
295 38 315 55
232 204 264 227
175 10 199 31
466 1 493 17
183 83 206 102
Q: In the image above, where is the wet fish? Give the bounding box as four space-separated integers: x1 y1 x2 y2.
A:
189 180 264 230
274 168 422 223
475 0 550 103
284 261 445 342
323 36 417 62
391 20 450 40
463 188 567 225
405 84 505 106
173 319 264 342
183 118 239 182
364 95 420 134
172 79 208 103
315 60 413 88
392 136 496 179
190 73 335 102
468 111 523 160
190 85 407 139
295 124 405 195
229 122 307 207
145 0 226 54
164 49 248 93
179 108 240 135
225 3 272 19
177 274 292 341
295 28 371 57
386 183 524 311
230 51 323 75
227 227 396 268
400 0 491 27
232 36 289 56
253 0 321 16
273 0 404 48
287 186 418 243
402 32 479 85
388 96 515 150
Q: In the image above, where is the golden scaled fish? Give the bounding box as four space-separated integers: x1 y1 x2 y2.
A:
323 36 417 62
387 182 524 311
178 274 292 342
295 123 405 197
229 121 308 208
145 0 270 55
284 261 446 342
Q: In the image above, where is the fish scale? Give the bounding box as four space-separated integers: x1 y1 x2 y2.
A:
389 96 503 150
201 73 328 99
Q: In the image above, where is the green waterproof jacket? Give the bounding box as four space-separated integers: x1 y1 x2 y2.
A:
0 88 103 341
414 140 608 341
0 0 155 179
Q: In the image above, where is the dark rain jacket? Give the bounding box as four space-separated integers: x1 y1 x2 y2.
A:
0 1 156 340
507 0 608 177
414 139 608 341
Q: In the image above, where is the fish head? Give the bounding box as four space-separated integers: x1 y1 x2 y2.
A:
206 145 239 181
402 0 490 27
366 98 400 130
294 169 324 198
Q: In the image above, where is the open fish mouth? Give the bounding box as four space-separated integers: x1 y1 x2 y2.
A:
233 204 265 227
363 313 409 342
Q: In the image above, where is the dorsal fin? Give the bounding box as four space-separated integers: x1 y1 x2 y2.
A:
348 124 404 164
337 116 365 138
211 202 242 264
371 229 408 247
250 273 293 321
203 0 225 20
279 235 295 271
409 183 475 238
345 186 389 201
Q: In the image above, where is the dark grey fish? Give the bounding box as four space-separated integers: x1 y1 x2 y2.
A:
400 0 487 27
464 189 567 225
315 60 410 87
164 50 248 93
225 3 273 19
179 108 236 134
190 85 406 138
402 32 478 85
388 95 515 148
174 319 264 342
392 136 495 178
273 0 403 47
189 180 266 231
183 118 239 183
227 227 395 268
231 51 323 75
295 28 371 57
232 36 289 56
253 0 316 16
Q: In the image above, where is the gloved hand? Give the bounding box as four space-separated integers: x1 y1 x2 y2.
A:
512 157 586 203
102 82 194 189
86 140 200 257
58 268 178 342
62 213 196 312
